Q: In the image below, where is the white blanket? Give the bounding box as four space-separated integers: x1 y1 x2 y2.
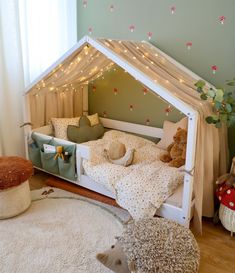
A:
83 130 184 219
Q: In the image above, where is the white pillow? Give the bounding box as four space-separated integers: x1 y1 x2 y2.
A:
156 117 188 150
51 117 80 140
87 113 99 126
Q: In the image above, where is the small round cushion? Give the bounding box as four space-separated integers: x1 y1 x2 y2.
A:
0 157 33 190
216 182 235 211
108 141 126 160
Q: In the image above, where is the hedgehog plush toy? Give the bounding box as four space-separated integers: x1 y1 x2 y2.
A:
96 218 200 273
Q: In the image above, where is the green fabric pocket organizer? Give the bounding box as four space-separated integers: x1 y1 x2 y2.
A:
28 144 42 168
40 150 59 174
51 139 77 181
58 156 76 181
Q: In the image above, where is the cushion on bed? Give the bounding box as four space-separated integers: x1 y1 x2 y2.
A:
67 116 105 143
107 141 126 160
156 117 188 150
87 113 99 126
51 117 80 140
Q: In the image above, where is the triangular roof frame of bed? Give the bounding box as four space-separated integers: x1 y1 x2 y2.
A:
24 36 224 231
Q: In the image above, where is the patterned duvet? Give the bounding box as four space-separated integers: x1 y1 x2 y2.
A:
82 130 184 219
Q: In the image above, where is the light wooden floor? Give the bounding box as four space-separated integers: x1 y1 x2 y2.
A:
30 171 235 273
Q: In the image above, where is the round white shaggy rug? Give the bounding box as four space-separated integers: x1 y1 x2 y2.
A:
0 188 124 273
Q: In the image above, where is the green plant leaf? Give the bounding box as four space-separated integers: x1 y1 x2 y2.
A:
229 114 235 122
207 89 215 98
220 113 227 122
226 81 235 86
215 89 224 103
226 103 232 113
200 93 208 100
215 121 222 128
196 87 203 93
214 101 221 110
195 80 206 89
205 116 214 124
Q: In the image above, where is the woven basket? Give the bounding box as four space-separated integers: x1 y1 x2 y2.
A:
219 204 235 235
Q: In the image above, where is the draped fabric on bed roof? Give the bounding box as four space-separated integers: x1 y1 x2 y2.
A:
25 36 228 232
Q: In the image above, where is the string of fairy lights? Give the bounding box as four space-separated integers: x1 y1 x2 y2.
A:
31 39 200 116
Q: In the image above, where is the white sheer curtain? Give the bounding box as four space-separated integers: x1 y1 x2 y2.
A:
19 0 77 83
0 0 77 156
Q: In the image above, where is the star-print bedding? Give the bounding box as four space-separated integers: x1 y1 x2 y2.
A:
82 130 184 219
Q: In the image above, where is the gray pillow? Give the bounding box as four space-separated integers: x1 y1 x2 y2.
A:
67 116 104 143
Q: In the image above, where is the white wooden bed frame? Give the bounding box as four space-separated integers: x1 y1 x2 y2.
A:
23 35 202 227
29 117 195 227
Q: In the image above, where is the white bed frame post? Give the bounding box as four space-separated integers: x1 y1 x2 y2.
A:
22 93 32 159
181 112 198 227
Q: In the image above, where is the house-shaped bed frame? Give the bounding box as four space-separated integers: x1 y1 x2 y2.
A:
24 36 215 227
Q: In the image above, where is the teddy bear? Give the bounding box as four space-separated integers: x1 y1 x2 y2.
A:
160 127 187 168
96 218 200 273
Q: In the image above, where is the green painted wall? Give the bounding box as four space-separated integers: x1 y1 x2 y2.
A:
77 0 235 157
88 66 184 127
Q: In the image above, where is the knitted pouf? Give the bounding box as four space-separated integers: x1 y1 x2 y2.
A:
216 182 235 236
219 204 235 235
117 218 200 273
0 156 33 219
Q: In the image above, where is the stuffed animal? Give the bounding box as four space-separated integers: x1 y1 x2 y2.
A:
216 157 235 188
54 146 64 160
96 218 200 273
160 127 187 168
104 141 135 167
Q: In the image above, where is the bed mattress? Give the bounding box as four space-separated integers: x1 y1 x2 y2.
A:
82 130 184 219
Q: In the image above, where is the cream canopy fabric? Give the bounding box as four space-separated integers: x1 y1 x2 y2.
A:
25 36 228 232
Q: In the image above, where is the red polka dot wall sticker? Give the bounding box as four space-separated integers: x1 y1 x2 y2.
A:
83 0 87 8
170 5 176 14
88 27 93 35
186 41 192 50
142 88 148 95
147 32 153 40
211 65 218 75
113 88 118 95
109 4 114 12
145 118 150 126
165 105 172 116
129 24 135 33
219 15 226 24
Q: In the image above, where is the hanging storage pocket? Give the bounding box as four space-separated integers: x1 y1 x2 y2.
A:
58 154 76 181
40 151 59 174
52 139 77 181
28 143 42 168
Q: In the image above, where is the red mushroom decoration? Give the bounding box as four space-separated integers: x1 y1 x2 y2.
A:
170 6 176 14
129 104 134 111
219 15 226 24
83 0 87 8
165 105 172 116
88 27 93 35
110 4 114 12
92 85 96 92
147 32 153 40
129 25 135 33
186 41 192 50
211 65 218 74
146 118 150 126
103 111 107 118
113 88 118 95
216 158 235 236
143 88 148 95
